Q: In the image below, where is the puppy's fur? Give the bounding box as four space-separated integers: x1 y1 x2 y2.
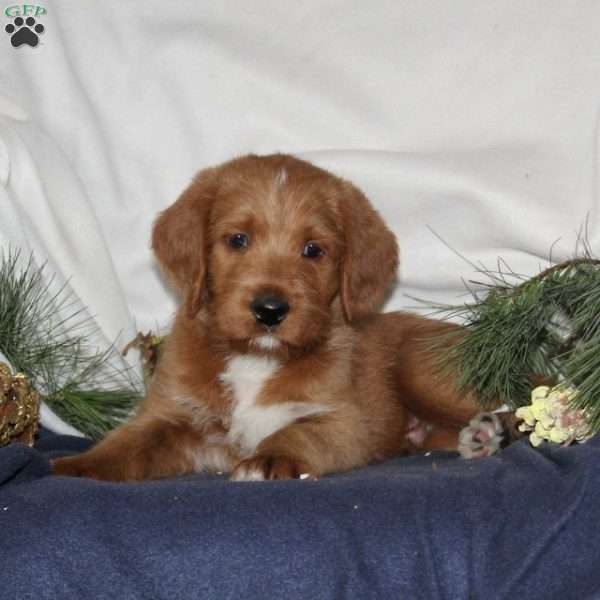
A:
53 154 482 482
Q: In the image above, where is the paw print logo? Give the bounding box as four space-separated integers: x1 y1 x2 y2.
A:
5 16 45 48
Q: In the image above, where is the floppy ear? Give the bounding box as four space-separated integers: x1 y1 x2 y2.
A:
151 167 218 317
338 182 399 322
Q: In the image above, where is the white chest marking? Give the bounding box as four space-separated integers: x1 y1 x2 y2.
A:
219 355 329 456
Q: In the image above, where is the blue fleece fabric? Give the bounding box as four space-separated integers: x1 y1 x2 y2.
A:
1 433 599 599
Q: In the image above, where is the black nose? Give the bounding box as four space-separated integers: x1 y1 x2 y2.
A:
250 295 290 327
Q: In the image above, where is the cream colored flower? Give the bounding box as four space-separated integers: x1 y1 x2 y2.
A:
529 431 543 447
515 405 535 427
516 385 592 447
531 386 550 402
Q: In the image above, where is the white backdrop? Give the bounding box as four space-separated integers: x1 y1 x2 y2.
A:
1 0 599 352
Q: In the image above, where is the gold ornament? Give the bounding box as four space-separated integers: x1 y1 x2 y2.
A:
0 362 40 447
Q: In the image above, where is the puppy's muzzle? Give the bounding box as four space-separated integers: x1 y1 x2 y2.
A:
251 295 290 328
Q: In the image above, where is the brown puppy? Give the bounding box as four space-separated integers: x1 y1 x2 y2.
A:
53 154 481 482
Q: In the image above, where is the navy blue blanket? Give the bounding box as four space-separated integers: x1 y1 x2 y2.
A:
2 433 600 599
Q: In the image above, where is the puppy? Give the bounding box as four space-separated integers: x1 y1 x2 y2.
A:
53 154 482 482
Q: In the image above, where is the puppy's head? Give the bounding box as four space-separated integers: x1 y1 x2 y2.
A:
152 154 398 352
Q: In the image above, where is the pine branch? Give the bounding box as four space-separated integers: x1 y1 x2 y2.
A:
433 254 600 434
0 248 142 439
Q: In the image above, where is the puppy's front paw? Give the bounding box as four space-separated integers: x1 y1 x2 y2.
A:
230 455 315 482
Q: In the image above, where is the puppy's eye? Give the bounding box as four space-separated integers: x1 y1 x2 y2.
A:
302 242 324 259
227 233 249 250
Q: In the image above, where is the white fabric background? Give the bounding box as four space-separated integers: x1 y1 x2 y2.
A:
1 1 600 370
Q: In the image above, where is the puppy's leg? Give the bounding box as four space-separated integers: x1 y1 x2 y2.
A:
380 312 496 441
52 413 204 482
420 425 465 451
230 412 380 481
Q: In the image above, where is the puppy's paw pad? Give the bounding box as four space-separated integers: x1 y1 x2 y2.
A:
458 412 505 459
230 455 314 481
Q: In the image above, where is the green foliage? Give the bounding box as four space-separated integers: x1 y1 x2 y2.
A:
51 387 138 441
435 256 600 433
0 249 142 440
